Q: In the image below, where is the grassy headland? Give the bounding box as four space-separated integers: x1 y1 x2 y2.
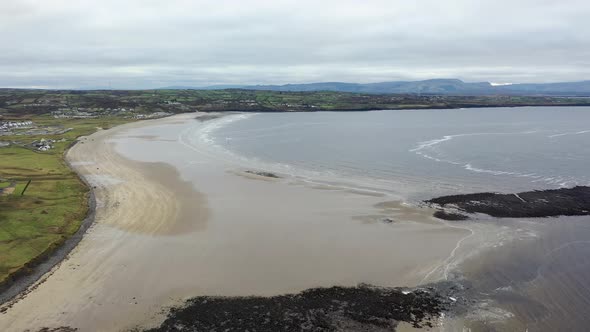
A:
0 116 132 287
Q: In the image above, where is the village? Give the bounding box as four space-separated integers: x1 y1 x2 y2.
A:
0 119 69 152
51 107 135 118
0 120 33 132
0 102 174 153
30 138 65 151
51 107 173 120
0 119 72 138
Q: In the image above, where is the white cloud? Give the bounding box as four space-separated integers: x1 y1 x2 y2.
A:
0 0 589 88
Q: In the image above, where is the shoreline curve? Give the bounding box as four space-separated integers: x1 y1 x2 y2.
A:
0 139 98 305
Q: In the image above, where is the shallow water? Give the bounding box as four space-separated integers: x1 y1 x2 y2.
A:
113 116 467 293
3 109 583 331
6 108 590 331
97 115 472 330
205 107 590 201
110 109 590 331
2 116 473 332
194 107 590 331
460 217 590 331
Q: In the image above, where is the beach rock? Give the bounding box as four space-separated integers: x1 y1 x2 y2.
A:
144 285 447 331
245 170 281 179
427 186 590 219
433 210 469 221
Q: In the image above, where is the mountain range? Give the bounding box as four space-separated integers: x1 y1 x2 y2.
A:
161 79 590 96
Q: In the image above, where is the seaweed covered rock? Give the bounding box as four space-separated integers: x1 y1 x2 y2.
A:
145 285 449 331
427 186 590 219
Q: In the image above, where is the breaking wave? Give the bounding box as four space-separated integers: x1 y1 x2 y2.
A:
410 131 583 187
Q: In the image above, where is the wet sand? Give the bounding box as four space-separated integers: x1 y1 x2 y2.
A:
458 216 590 331
0 114 472 331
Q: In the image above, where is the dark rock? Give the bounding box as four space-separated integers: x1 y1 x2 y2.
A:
245 170 281 179
433 210 469 221
427 186 590 219
144 285 447 331
36 327 78 332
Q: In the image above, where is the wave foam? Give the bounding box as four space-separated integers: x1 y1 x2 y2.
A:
178 114 405 198
409 130 586 187
548 130 590 138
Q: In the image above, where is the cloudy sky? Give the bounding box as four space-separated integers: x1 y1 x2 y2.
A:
1 0 589 89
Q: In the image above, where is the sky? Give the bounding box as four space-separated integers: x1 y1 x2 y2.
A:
1 0 589 89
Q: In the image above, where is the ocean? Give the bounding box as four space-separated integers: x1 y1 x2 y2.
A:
112 107 590 331
189 106 590 331
197 106 590 201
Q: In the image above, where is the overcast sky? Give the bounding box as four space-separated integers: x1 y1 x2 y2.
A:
1 0 589 89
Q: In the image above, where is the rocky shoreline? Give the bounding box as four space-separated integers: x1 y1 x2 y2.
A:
427 186 590 220
144 283 466 332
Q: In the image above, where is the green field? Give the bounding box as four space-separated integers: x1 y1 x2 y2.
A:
0 117 131 285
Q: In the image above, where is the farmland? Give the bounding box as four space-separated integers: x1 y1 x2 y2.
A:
0 116 131 286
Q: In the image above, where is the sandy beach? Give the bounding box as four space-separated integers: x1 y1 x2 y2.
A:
0 114 472 331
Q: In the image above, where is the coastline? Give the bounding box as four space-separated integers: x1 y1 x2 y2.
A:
0 108 587 330
188 103 590 114
0 113 475 331
0 148 97 305
0 129 108 306
0 117 175 306
0 116 212 330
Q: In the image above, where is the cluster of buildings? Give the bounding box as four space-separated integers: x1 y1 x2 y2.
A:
51 107 136 119
134 111 173 119
32 138 56 151
0 121 33 131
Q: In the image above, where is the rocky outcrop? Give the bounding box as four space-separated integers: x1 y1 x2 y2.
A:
427 186 590 220
145 284 452 331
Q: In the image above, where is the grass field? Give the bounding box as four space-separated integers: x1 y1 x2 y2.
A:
0 117 131 285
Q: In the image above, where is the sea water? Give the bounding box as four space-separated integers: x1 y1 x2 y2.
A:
202 106 590 200
198 106 590 330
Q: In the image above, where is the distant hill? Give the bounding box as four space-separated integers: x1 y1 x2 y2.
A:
160 79 590 96
245 79 494 94
495 81 590 95
162 84 246 90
